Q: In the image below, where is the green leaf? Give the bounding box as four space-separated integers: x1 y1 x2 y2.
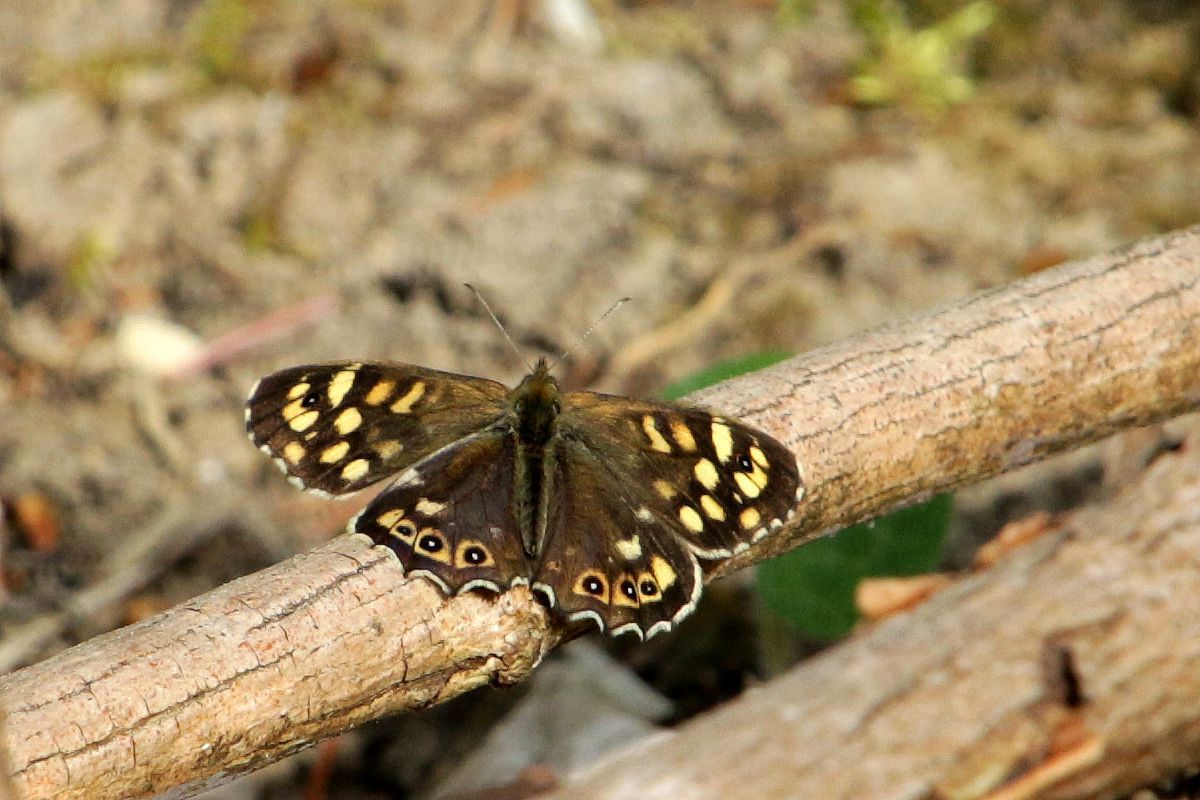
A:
662 351 791 401
757 494 953 641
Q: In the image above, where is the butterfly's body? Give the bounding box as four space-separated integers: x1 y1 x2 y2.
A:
247 358 801 639
509 361 561 558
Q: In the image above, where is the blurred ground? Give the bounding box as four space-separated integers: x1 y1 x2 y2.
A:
1 1 1198 798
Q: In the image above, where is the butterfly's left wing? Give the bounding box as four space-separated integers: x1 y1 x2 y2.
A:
246 361 509 496
350 430 531 595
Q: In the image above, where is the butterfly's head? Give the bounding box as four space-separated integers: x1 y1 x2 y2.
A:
512 357 562 446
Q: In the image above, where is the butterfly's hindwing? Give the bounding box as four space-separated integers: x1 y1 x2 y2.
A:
537 446 703 640
559 393 802 562
246 362 508 496
351 431 530 594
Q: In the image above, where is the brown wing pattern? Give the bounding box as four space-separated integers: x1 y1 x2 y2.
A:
246 361 508 496
558 392 802 562
247 360 802 640
349 431 530 595
536 444 703 639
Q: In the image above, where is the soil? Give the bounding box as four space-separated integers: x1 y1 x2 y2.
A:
1 1 1198 798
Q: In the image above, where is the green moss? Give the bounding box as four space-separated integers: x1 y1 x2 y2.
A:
66 230 115 293
191 0 253 81
850 0 995 112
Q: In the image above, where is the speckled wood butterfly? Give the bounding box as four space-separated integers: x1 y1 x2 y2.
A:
246 358 803 639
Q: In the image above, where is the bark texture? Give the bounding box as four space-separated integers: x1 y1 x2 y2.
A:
1 227 1198 799
1 539 556 800
700 226 1200 577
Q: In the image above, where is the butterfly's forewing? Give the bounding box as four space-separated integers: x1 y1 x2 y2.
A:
246 362 509 496
537 446 703 639
559 392 801 562
350 431 531 594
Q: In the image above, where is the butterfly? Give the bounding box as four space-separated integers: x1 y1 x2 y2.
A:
246 358 802 640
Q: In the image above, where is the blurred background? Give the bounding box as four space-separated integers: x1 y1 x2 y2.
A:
1 1 1198 797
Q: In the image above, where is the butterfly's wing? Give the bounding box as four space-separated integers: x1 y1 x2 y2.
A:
246 362 509 496
558 392 801 568
350 430 532 594
536 444 705 640
536 393 800 639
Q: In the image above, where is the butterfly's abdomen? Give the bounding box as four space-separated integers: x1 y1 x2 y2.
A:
509 360 563 558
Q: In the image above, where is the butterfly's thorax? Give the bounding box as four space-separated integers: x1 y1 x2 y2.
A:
508 359 562 558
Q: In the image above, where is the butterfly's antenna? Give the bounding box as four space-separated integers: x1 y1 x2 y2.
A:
464 283 531 370
549 296 632 371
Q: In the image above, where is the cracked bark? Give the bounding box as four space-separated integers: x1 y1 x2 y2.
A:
1 542 557 800
1 226 1199 799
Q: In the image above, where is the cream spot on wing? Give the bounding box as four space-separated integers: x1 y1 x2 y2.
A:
636 573 662 603
416 498 447 516
573 572 609 602
669 419 697 452
735 471 763 498
364 379 395 406
693 458 720 491
288 410 319 433
615 536 642 560
749 464 768 489
739 507 761 530
283 441 306 465
373 439 403 460
455 540 495 568
390 381 426 414
327 369 357 407
287 382 311 400
679 506 704 533
650 555 678 589
334 407 362 435
636 506 654 523
700 494 726 521
642 415 672 453
653 480 677 500
376 509 406 529
319 440 350 464
416 529 451 563
282 397 306 420
750 445 769 468
711 421 734 463
341 458 370 482
614 575 640 607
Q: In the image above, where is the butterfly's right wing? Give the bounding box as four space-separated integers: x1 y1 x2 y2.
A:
246 362 509 496
350 430 531 595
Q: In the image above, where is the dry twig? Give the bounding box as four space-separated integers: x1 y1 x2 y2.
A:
1 227 1198 799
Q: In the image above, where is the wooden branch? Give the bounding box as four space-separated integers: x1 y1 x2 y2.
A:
1 227 1198 799
699 226 1200 577
544 425 1200 800
1 539 556 800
